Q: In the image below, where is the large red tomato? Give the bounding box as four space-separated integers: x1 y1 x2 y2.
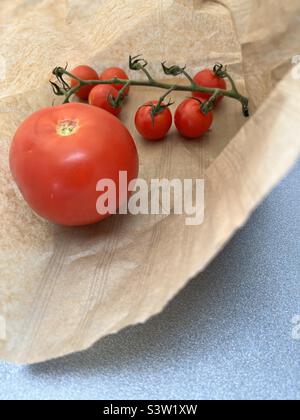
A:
10 103 139 226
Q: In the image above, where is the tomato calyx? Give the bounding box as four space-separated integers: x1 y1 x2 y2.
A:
108 93 119 109
52 65 71 91
107 83 130 109
213 63 227 79
190 96 214 115
129 55 148 71
152 98 174 115
161 62 186 77
50 80 66 97
143 99 174 127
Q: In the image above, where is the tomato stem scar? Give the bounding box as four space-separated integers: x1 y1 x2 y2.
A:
57 119 80 137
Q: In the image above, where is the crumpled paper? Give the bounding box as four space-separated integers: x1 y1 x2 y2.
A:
0 0 299 364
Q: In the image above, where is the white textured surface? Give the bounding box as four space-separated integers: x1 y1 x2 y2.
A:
0 162 299 400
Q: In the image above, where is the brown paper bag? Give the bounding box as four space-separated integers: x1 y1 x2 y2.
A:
0 0 299 364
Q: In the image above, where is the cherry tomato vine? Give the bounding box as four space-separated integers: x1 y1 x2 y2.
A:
50 55 250 118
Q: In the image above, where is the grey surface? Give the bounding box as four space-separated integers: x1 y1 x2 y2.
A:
0 162 299 400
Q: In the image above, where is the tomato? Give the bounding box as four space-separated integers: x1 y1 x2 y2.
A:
193 69 226 105
175 98 213 139
89 85 122 116
9 103 139 226
135 101 173 141
70 65 99 100
100 67 130 95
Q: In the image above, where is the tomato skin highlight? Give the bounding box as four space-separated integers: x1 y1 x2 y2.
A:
175 98 213 139
89 85 122 116
193 69 226 105
135 101 173 141
100 67 130 95
9 103 139 226
70 65 99 100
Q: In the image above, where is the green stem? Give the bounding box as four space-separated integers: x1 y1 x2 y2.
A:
201 89 220 113
182 70 195 86
140 66 154 82
223 71 239 95
113 81 131 107
157 86 175 106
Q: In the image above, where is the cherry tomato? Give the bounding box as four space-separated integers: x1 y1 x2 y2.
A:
100 67 130 95
10 103 139 226
89 85 122 116
175 98 213 139
70 65 99 100
135 101 173 141
193 69 226 105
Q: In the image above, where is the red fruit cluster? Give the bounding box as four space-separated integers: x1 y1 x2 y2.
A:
70 65 226 141
70 65 129 117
